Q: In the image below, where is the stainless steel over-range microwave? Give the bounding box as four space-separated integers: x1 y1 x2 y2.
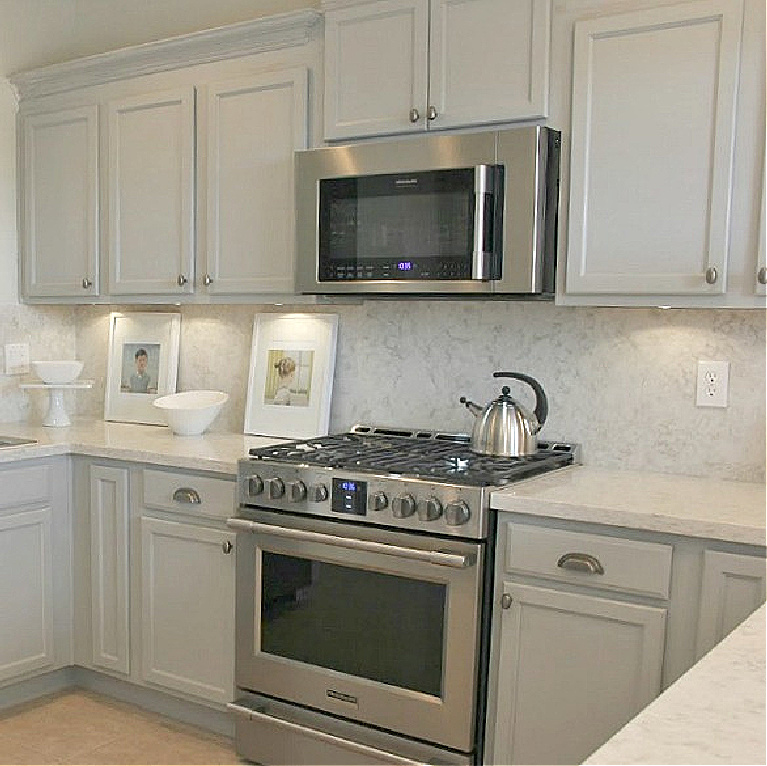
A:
295 126 561 296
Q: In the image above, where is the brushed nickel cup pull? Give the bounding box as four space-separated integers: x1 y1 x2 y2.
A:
758 266 767 285
222 540 233 554
172 487 201 504
409 107 420 123
705 266 718 285
82 277 92 289
203 274 213 286
427 105 438 121
557 552 604 575
177 274 188 287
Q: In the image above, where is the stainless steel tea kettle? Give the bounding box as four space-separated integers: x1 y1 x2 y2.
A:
460 372 548 457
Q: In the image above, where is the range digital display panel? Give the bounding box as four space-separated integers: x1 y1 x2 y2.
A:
331 478 368 515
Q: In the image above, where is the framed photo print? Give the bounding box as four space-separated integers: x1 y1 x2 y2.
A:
104 312 181 425
245 313 338 439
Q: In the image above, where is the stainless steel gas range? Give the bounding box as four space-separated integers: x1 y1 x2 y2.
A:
227 425 575 766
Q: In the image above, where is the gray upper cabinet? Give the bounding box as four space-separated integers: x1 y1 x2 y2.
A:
20 106 99 298
322 0 551 141
200 69 308 295
107 88 196 296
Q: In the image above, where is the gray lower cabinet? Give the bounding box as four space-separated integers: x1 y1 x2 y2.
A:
139 516 235 703
0 459 71 685
485 518 672 765
695 550 766 659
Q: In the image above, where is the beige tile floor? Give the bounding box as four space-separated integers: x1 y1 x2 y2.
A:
0 689 244 765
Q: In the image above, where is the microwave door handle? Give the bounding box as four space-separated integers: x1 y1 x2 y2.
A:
226 518 475 569
473 165 492 280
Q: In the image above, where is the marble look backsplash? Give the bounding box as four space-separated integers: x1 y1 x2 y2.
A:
71 301 765 483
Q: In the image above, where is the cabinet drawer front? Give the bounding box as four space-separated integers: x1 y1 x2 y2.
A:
504 522 672 598
0 464 51 509
142 469 235 519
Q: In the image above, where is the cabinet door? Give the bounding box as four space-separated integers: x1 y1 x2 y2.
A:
90 465 130 675
323 0 429 140
696 550 766 659
21 106 99 298
141 516 235 703
202 69 308 294
107 88 195 295
429 0 550 129
0 508 54 682
490 582 666 765
566 0 743 296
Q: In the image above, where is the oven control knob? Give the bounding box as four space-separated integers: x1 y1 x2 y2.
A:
288 480 307 502
392 494 416 518
418 496 443 522
445 501 471 526
268 478 285 499
247 475 264 497
370 491 388 512
309 483 329 502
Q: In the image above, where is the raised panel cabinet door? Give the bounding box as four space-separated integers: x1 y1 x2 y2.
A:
140 516 235 703
696 550 766 659
21 106 99 297
490 582 666 765
202 68 308 294
429 0 550 129
107 88 195 295
0 508 54 682
323 0 429 140
90 465 130 675
566 0 744 296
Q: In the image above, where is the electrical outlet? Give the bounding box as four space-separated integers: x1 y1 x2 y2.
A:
4 343 30 375
696 360 729 408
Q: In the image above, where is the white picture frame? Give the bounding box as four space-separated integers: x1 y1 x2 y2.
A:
104 312 181 425
244 313 338 439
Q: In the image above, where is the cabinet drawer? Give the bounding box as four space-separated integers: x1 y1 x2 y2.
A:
504 523 672 599
0 464 52 509
142 469 235 519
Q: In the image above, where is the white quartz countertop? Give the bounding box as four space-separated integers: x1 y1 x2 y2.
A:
491 465 766 546
585 603 766 765
0 418 289 474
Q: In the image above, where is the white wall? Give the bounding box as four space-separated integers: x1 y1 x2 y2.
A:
0 78 18 304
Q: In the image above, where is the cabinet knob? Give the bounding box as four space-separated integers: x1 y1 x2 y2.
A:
501 593 513 609
409 108 420 123
177 274 188 287
427 105 438 121
82 277 92 289
203 274 213 286
222 540 233 554
758 266 767 285
705 266 718 285
557 552 604 575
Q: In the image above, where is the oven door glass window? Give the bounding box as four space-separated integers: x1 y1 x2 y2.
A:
261 552 446 697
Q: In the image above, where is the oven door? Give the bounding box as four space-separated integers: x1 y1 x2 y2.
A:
228 509 485 753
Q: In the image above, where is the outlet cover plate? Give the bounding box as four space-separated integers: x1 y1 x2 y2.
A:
696 360 729 408
4 343 30 375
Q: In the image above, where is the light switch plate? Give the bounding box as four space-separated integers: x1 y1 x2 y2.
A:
4 343 30 375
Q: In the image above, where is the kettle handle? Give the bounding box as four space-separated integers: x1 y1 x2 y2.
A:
493 372 548 431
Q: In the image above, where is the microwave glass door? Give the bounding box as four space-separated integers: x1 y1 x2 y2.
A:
318 167 501 282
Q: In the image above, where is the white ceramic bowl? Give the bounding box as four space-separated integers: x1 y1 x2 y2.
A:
152 390 229 436
32 360 83 384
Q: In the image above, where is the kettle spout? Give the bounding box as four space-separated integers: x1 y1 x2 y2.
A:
459 397 483 417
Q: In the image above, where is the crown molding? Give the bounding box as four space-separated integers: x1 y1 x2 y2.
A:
10 9 323 102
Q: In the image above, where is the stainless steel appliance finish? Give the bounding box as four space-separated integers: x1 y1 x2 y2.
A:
460 371 549 457
295 126 560 296
229 426 575 765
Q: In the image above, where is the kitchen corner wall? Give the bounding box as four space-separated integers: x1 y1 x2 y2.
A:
74 302 765 483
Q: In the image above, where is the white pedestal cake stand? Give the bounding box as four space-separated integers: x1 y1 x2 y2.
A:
20 381 94 427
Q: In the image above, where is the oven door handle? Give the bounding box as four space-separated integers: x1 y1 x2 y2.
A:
226 518 476 569
227 702 432 765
